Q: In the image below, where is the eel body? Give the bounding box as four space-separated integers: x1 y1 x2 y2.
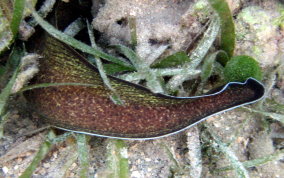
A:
26 36 265 139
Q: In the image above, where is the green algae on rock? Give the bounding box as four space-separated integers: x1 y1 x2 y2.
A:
26 36 265 139
224 55 262 82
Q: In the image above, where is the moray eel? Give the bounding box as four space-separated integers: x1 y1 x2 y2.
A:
26 36 265 139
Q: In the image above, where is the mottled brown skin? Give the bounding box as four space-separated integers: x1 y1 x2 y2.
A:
26 36 264 139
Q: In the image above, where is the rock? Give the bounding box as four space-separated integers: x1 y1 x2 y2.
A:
235 6 280 67
92 0 202 64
